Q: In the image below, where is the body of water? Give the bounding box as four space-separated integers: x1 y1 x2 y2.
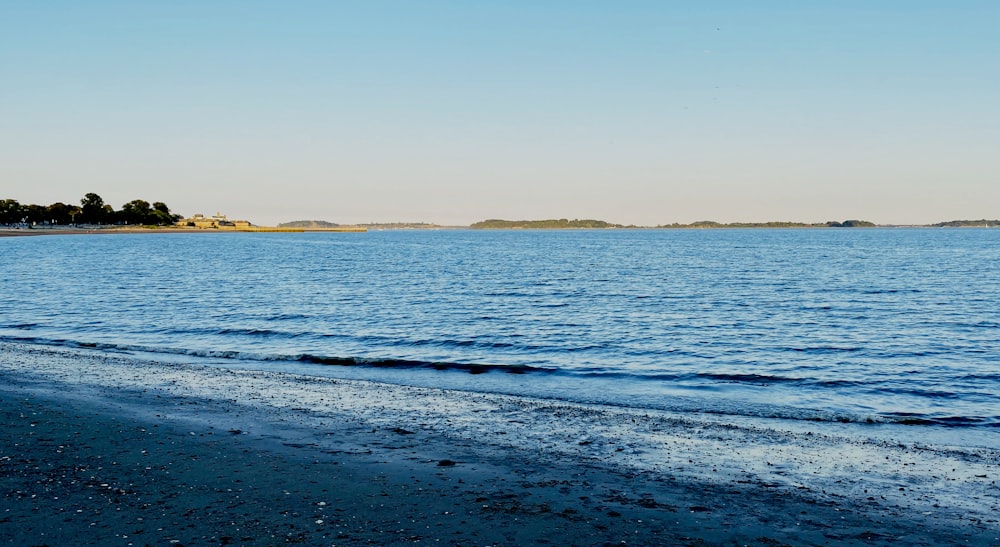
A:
2 228 998 441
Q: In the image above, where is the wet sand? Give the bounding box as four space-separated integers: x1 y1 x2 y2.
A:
0 229 50 237
1 343 997 545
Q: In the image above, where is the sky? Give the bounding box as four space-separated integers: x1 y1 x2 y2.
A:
2 1 997 226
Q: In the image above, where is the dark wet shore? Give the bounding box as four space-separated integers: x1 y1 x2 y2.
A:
1 344 996 546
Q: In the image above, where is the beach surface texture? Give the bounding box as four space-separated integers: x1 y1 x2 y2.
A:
2 342 997 546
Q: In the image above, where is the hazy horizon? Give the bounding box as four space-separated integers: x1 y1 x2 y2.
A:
3 2 997 227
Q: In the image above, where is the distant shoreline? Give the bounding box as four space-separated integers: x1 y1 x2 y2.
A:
2 221 997 237
0 225 367 237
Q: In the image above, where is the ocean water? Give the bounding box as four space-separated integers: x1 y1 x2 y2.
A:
2 228 999 440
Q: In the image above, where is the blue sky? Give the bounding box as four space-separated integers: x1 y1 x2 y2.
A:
2 1 997 225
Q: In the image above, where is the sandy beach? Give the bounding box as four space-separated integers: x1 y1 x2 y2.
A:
1 342 997 546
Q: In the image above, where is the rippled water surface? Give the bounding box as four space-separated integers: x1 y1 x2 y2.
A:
2 228 998 432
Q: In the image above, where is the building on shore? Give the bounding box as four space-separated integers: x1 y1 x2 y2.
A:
176 212 252 229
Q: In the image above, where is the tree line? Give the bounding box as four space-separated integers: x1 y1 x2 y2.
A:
0 193 182 226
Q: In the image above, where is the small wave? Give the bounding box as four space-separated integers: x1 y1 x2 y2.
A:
693 407 999 429
691 372 826 386
374 336 604 354
172 326 301 339
3 336 997 429
879 387 960 399
294 354 557 375
860 289 922 295
216 327 299 338
2 323 39 330
265 313 311 321
0 334 74 347
0 336 558 376
957 373 1000 382
880 413 994 427
0 336 143 355
790 346 862 354
576 370 789 385
402 338 518 350
691 372 862 389
567 370 864 389
566 370 685 382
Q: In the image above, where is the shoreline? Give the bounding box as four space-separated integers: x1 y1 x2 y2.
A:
4 225 996 238
2 342 998 545
0 227 367 237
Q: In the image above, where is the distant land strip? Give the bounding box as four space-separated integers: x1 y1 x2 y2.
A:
658 219 875 228
277 220 367 232
930 219 1000 227
277 220 340 228
470 218 1000 229
469 218 877 229
5 195 1000 235
470 219 624 229
279 220 443 230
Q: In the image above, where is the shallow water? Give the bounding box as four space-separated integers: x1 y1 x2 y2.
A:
2 228 999 437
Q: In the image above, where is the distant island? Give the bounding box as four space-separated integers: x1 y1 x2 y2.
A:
471 219 625 229
276 220 366 232
931 219 1000 227
280 220 448 230
469 218 879 229
658 220 876 228
361 222 445 230
278 220 341 228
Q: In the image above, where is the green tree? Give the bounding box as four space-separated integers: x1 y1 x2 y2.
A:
119 199 153 225
0 199 23 224
45 202 77 224
151 201 180 225
22 204 46 225
67 204 82 224
80 193 108 224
